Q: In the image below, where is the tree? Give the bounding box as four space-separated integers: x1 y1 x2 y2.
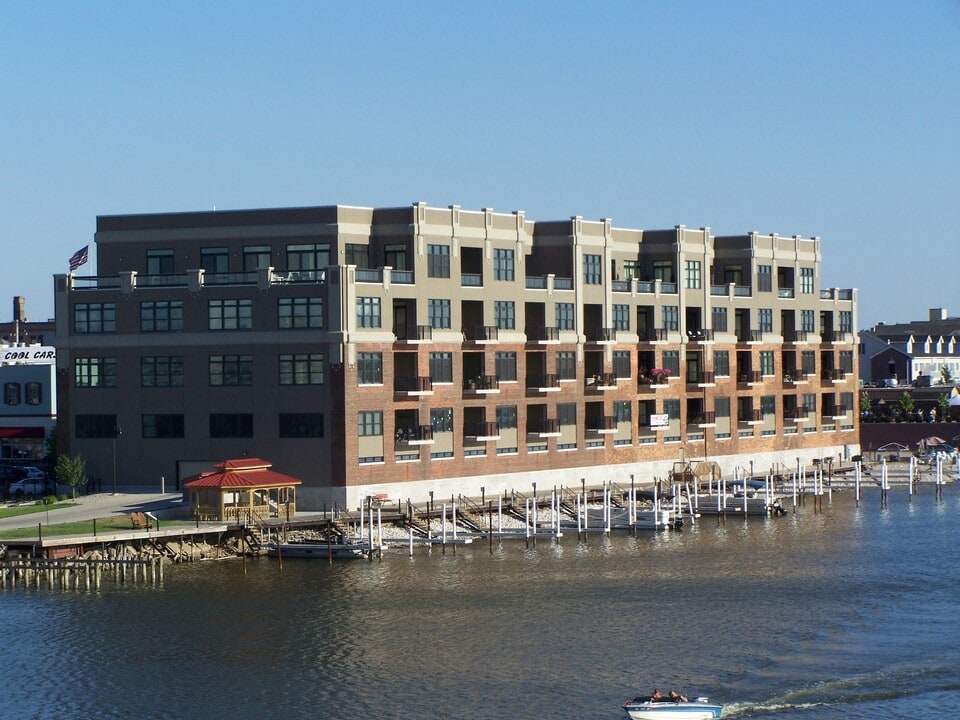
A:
860 390 871 413
897 391 914 417
56 454 87 499
941 365 954 385
937 393 950 422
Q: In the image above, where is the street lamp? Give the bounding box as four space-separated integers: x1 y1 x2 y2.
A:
112 422 123 495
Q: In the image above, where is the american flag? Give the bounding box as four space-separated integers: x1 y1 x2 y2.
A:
68 245 89 271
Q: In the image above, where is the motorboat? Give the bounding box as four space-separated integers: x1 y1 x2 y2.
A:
621 695 722 720
268 540 369 559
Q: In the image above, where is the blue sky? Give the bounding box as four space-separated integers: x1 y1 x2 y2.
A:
1 1 957 329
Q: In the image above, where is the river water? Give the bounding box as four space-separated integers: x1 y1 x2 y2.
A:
4 486 960 720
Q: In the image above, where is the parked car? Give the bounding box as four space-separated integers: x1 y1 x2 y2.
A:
9 476 49 498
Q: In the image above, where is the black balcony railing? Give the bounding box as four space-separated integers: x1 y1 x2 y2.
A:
394 425 434 445
688 370 715 385
464 325 499 342
686 328 714 342
464 374 499 392
738 370 762 384
739 409 762 424
394 376 433 394
465 421 500 439
639 327 668 343
587 327 617 343
527 326 560 342
528 373 560 390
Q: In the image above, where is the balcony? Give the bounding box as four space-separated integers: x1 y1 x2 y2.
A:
786 408 810 423
587 373 618 391
638 328 668 344
529 419 561 438
464 325 499 344
587 327 617 344
691 411 716 428
588 416 617 435
396 325 433 344
783 330 810 345
782 370 812 386
687 370 716 387
738 370 762 386
737 329 764 344
686 328 714 343
823 331 851 344
739 409 763 425
527 326 560 344
394 376 433 397
828 406 849 420
463 374 500 395
395 425 434 447
822 368 845 383
465 421 500 441
527 373 561 393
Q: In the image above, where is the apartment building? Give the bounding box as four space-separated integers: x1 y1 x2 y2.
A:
53 203 859 509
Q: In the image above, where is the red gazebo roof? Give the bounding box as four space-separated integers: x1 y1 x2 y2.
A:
183 458 303 489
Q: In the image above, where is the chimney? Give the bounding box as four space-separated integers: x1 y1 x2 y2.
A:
929 308 948 321
13 296 26 323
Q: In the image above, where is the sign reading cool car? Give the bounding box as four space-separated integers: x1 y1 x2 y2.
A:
1 346 56 364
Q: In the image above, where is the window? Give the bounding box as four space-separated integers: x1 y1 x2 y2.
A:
243 245 272 271
431 408 453 433
662 306 679 331
613 350 631 378
800 267 815 294
613 304 630 331
761 396 776 417
712 307 728 333
839 311 852 333
279 353 324 385
556 351 576 380
496 405 517 429
280 413 324 438
428 299 451 329
358 411 383 437
278 297 323 329
429 352 453 383
141 300 183 332
622 260 640 280
757 265 772 292
662 350 680 376
495 352 517 382
4 383 20 405
584 254 602 284
494 301 515 330
209 355 253 386
664 399 680 420
208 299 252 330
802 393 817 414
653 260 674 282
74 303 116 333
801 309 815 333
357 352 383 385
494 249 515 281
759 308 773 333
345 243 369 268
146 249 175 274
839 350 854 374
715 396 730 419
201 247 229 273
25 382 42 406
614 400 631 423
75 414 118 439
356 297 381 328
142 414 184 439
714 350 730 377
210 414 253 438
557 402 576 426
141 357 183 388
760 351 775 376
556 302 575 330
75 357 116 388
427 245 450 278
801 350 816 375
287 243 331 271
685 260 702 289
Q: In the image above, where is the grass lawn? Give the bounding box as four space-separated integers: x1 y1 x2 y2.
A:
0 516 148 540
0 501 78 519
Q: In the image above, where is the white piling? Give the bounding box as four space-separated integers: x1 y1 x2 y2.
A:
442 503 447 545
452 499 458 542
408 526 414 557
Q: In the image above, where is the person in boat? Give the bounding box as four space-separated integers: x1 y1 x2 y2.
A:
668 690 688 702
649 688 663 702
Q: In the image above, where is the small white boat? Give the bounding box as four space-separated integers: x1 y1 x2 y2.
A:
622 696 722 720
268 540 369 559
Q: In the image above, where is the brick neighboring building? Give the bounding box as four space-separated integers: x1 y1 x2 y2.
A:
53 203 859 509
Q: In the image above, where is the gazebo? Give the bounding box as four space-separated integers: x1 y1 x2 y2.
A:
183 458 302 522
